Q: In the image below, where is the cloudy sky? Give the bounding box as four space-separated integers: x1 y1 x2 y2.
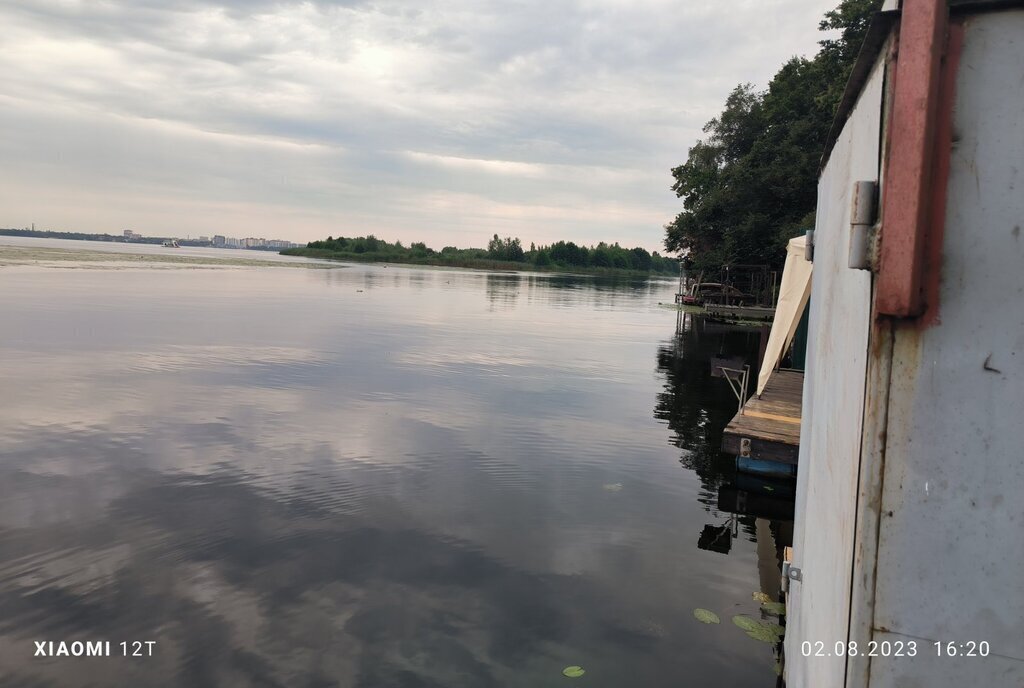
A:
0 0 834 251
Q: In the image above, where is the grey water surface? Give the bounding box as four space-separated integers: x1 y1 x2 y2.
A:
0 238 787 687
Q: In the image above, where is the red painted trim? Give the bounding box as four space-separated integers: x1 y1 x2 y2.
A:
920 18 965 327
876 0 949 317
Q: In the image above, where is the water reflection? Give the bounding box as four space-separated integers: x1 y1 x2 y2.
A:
485 273 521 309
655 312 794 685
1 244 785 687
655 315 765 503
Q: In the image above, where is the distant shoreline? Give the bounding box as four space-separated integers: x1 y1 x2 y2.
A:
0 229 287 252
281 247 675 278
1 231 678 278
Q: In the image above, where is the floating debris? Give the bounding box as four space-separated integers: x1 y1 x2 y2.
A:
602 483 623 492
752 591 771 604
562 665 586 678
693 608 721 624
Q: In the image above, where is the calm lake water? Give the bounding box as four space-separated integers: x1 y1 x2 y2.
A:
0 237 791 687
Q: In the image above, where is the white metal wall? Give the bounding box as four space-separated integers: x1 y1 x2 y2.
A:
784 56 882 687
867 11 1024 686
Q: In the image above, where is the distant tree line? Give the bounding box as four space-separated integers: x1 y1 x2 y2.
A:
664 0 882 272
290 233 678 274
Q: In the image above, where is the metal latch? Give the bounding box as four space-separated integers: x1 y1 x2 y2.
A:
781 561 803 592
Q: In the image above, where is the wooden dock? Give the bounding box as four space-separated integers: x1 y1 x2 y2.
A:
722 370 803 464
705 303 776 322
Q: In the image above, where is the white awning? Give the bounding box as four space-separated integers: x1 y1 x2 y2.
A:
756 235 812 397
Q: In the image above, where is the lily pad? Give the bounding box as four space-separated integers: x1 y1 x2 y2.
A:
744 622 785 644
734 616 784 643
693 608 721 624
562 665 586 678
752 591 771 604
732 615 760 632
761 601 787 616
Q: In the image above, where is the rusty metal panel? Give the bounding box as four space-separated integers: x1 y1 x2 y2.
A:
784 56 883 688
876 0 948 317
870 10 1024 685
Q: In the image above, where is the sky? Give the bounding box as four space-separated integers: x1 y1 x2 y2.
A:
0 0 837 252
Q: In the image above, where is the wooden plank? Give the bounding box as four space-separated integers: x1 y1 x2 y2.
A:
743 409 802 425
721 370 804 464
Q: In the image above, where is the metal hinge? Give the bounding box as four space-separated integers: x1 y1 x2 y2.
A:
849 180 878 271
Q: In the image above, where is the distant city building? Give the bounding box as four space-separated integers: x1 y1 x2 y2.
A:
206 235 294 250
198 236 210 243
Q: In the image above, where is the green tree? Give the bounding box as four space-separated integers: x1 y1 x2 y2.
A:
549 241 588 266
590 243 613 268
664 0 882 272
487 234 525 261
630 247 653 271
487 233 503 256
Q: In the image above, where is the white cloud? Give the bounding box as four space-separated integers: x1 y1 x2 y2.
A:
0 0 836 251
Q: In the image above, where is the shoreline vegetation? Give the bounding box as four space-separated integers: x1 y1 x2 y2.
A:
283 233 679 278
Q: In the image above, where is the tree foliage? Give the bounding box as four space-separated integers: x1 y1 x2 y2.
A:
664 0 882 272
487 234 525 261
295 234 677 274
